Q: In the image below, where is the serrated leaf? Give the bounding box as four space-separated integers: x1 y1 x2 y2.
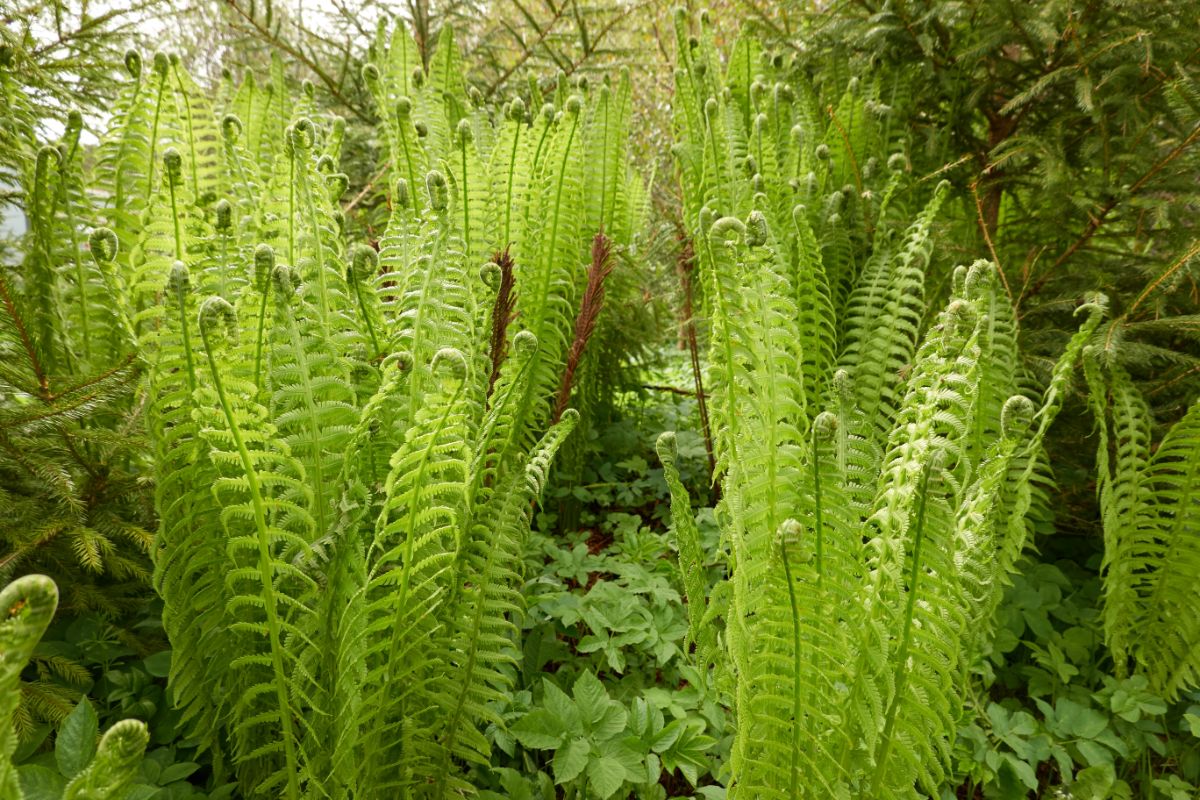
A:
597 735 645 777
572 670 609 725
553 738 590 784
1076 739 1114 768
650 719 683 753
543 678 579 729
511 710 566 750
593 701 627 741
587 756 627 799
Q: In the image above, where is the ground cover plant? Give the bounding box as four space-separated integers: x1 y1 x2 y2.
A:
1 3 1199 799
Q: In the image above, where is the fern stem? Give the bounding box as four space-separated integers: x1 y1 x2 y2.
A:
459 136 472 253
64 182 92 365
174 283 197 399
870 456 936 795
386 387 461 654
288 157 296 267
110 77 143 224
199 323 301 800
252 280 271 392
812 431 825 587
145 69 168 203
599 93 611 231
296 159 331 331
167 179 183 262
398 121 419 216
502 117 522 247
350 271 381 357
169 63 201 196
779 534 804 800
279 307 333 534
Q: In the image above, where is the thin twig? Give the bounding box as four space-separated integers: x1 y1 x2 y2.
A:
826 103 863 194
970 178 1012 300
485 0 569 97
344 161 392 213
641 383 706 397
1047 121 1200 276
223 0 374 123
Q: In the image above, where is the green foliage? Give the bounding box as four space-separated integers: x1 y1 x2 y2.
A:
0 21 640 799
3 4 1200 799
953 557 1200 798
665 15 1109 798
761 0 1200 490
2 575 149 800
0 104 153 611
1084 350 1200 700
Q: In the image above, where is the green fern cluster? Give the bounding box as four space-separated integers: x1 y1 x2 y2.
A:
363 20 653 433
662 15 1106 798
1084 343 1200 701
41 19 642 798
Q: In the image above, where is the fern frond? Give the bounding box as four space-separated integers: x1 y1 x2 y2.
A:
1 575 59 798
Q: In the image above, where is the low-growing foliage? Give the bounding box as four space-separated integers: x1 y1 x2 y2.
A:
2 574 151 800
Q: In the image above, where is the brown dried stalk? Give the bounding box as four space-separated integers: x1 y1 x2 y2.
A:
552 232 614 424
675 233 717 491
486 247 517 400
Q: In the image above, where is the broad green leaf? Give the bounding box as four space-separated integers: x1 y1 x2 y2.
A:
511 710 566 750
1072 763 1117 800
597 736 645 777
650 719 683 753
17 765 67 800
159 761 200 783
1076 739 1115 768
553 738 589 784
593 702 627 741
587 756 627 799
1057 698 1108 739
543 678 579 729
572 670 609 726
142 651 172 679
56 698 98 779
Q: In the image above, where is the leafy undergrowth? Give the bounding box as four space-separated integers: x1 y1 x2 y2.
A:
11 357 1200 799
470 360 724 799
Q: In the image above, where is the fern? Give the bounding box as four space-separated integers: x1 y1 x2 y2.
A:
667 17 1103 797
73 28 635 798
1086 344 1200 699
